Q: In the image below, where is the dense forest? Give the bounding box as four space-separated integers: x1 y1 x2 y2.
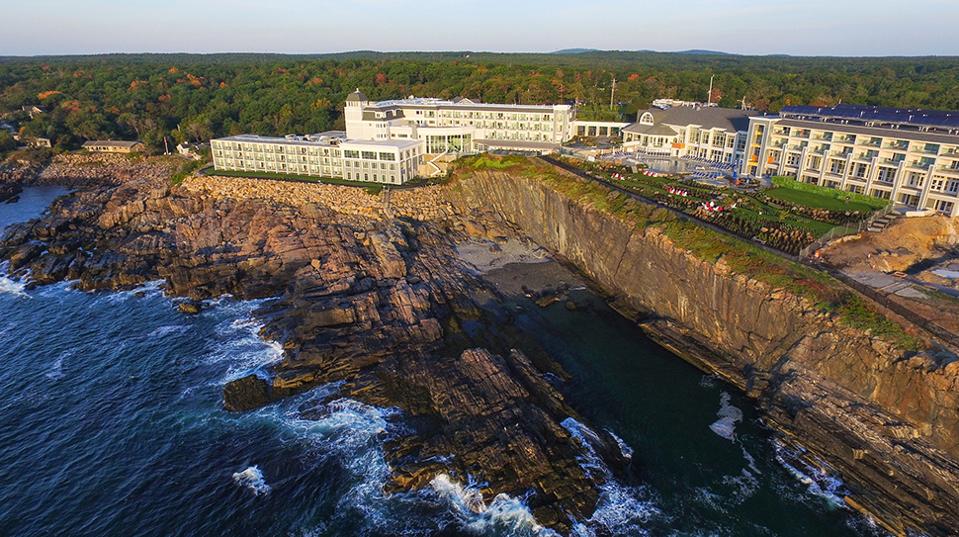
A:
1 51 958 154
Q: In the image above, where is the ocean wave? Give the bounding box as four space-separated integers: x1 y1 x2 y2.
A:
0 262 30 298
256 390 401 530
232 465 271 496
562 418 661 536
429 474 556 537
774 441 846 509
100 280 167 303
709 392 743 442
43 350 73 380
205 303 283 383
147 324 191 338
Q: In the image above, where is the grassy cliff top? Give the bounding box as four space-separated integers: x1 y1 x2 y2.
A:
457 155 922 351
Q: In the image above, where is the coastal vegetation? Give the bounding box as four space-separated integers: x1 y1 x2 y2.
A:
461 155 921 350
1 51 958 156
554 156 868 254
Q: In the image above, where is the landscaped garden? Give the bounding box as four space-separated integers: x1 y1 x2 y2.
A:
555 157 886 256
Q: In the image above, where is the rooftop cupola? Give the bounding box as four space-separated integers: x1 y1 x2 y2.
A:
346 88 369 107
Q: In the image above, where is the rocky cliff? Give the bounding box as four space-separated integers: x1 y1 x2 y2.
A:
0 165 621 533
451 163 959 536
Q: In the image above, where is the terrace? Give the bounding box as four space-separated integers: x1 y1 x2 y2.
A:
551 156 888 255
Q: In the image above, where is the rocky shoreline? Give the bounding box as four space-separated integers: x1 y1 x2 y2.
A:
4 154 959 535
0 155 627 532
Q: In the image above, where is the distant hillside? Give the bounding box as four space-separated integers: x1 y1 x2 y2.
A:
674 49 736 56
551 48 601 55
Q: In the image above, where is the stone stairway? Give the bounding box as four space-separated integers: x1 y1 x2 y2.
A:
867 213 899 233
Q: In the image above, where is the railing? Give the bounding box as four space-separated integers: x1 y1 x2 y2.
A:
822 267 959 351
797 203 895 258
538 155 800 261
538 155 959 353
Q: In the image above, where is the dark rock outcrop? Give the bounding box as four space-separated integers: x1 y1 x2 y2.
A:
451 166 959 536
0 169 608 532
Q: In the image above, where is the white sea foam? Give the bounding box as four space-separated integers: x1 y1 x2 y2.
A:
709 392 743 441
562 418 661 536
258 389 400 529
429 474 556 536
43 350 74 381
698 374 718 388
0 262 30 298
100 279 166 303
774 442 846 509
0 275 29 298
206 301 283 383
147 324 190 339
232 465 271 496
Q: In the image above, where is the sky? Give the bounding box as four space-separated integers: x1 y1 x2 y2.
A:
2 0 958 57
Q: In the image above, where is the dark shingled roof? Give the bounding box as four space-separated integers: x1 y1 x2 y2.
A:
622 123 678 136
625 106 759 134
346 88 368 102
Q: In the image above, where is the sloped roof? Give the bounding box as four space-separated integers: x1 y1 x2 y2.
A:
627 106 759 134
346 88 368 102
82 140 142 148
622 123 678 136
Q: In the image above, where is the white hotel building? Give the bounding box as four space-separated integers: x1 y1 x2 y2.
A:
742 105 959 217
621 105 758 168
212 89 579 184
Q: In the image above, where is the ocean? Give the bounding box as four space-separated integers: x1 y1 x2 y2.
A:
0 187 885 536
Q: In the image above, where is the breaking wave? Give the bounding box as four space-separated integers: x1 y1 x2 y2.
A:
205 298 283 383
429 474 556 536
562 418 661 536
233 465 271 496
774 441 846 508
0 262 29 298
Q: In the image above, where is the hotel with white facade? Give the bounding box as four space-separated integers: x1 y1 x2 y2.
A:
622 104 758 167
212 89 579 184
742 105 959 217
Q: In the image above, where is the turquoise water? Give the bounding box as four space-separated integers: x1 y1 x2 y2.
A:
0 189 885 536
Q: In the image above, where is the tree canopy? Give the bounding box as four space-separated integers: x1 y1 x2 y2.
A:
1 51 957 154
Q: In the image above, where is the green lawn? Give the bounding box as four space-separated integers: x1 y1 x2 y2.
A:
769 175 889 211
764 187 878 213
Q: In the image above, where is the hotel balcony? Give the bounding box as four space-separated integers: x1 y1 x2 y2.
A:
906 161 933 171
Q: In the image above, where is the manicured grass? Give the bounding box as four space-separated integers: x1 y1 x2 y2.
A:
468 154 524 170
770 175 889 211
764 186 877 213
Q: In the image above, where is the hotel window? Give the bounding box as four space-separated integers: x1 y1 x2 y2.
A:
947 180 959 194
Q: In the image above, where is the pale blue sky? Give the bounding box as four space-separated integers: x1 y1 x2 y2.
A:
3 0 957 56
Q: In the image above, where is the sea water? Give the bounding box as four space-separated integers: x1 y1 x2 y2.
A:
0 188 886 536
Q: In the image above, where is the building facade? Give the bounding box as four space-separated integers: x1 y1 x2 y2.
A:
622 105 757 167
82 140 144 153
741 104 959 217
212 90 581 183
211 132 423 185
343 90 576 155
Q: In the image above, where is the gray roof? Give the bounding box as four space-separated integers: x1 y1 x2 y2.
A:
626 106 759 134
474 139 561 150
622 123 678 136
777 118 959 145
82 140 142 148
346 89 368 102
